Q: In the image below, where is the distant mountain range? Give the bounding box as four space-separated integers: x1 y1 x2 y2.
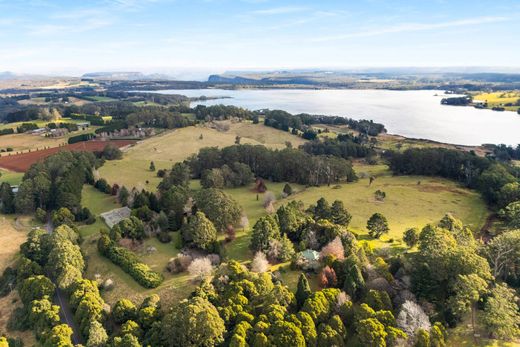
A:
81 71 175 80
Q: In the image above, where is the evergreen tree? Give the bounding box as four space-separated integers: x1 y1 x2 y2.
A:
296 273 312 308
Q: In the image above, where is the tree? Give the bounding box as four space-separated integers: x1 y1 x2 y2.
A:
113 299 137 324
448 274 488 336
86 320 108 347
195 189 242 231
251 252 269 273
113 216 145 241
52 207 75 227
481 283 520 340
159 162 191 190
357 318 387 347
250 215 281 253
331 200 351 227
187 257 213 281
403 227 419 248
20 275 55 304
277 233 295 262
0 182 15 213
499 201 520 229
182 212 217 251
162 296 225 347
283 183 293 196
366 213 389 238
320 237 345 260
313 198 332 221
44 324 73 347
319 266 337 288
484 230 520 280
118 186 130 206
296 273 312 308
149 161 156 171
102 144 122 160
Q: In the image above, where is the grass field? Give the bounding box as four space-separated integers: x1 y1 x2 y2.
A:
0 214 39 346
0 169 24 185
98 122 306 189
473 91 520 112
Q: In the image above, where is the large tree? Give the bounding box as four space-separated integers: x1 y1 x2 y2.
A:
250 215 281 253
195 188 242 231
366 213 389 238
162 296 225 347
481 283 520 340
182 212 218 251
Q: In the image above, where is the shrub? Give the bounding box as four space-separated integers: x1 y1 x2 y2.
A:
187 257 213 281
97 235 163 288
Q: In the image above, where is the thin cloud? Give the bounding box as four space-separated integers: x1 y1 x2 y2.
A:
310 16 510 42
250 6 308 16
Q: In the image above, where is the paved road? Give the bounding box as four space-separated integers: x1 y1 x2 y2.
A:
45 221 84 345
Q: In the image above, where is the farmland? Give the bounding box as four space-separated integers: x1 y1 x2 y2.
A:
0 139 135 172
473 91 520 112
98 121 306 189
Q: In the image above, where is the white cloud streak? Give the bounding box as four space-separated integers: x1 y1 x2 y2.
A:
310 16 510 42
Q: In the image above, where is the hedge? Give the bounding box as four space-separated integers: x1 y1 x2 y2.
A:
68 133 95 144
97 235 163 288
0 128 14 136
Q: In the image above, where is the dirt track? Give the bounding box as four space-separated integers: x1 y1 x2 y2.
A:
0 140 135 172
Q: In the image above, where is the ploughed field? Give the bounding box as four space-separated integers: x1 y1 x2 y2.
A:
0 140 136 172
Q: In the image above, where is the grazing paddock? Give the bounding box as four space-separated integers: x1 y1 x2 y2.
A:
98 122 305 189
0 140 135 172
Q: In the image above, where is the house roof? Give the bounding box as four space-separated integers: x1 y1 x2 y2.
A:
301 249 320 261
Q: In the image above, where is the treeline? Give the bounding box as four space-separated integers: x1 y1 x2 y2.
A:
491 144 520 161
386 147 520 207
187 144 357 186
5 223 109 345
441 96 472 105
302 137 375 159
262 109 386 136
125 108 194 129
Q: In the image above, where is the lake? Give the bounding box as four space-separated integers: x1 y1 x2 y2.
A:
151 88 520 146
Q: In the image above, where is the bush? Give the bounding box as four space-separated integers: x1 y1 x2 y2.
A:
97 235 163 288
157 231 172 243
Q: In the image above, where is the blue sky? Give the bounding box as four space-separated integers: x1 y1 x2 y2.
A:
0 0 519 76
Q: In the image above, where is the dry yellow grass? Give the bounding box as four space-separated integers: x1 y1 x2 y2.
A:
0 215 32 273
98 122 305 189
0 291 37 346
0 133 67 153
0 215 37 346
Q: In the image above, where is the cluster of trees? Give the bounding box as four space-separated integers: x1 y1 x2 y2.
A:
0 128 14 136
8 222 109 345
261 109 386 136
193 104 253 121
440 96 472 106
200 162 254 189
410 214 520 339
11 151 97 214
16 122 39 133
126 108 194 129
491 143 520 161
188 144 357 186
302 138 375 160
250 198 354 260
98 232 164 288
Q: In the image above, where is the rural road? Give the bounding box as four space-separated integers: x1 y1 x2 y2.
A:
45 220 85 345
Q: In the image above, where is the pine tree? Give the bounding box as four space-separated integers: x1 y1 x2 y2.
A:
150 161 156 171
296 273 312 308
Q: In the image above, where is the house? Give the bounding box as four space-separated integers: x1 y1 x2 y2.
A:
11 185 19 194
30 128 47 135
301 249 320 262
76 121 90 128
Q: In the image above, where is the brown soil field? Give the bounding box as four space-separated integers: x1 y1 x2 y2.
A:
0 140 136 172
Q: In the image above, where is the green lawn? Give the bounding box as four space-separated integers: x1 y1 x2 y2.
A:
284 164 489 250
0 169 24 185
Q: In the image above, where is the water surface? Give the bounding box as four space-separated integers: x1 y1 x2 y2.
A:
153 88 520 146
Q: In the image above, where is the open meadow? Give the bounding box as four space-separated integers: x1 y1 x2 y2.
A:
0 215 40 346
473 91 520 112
98 121 306 189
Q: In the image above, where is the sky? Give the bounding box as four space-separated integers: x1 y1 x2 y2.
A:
0 0 519 76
